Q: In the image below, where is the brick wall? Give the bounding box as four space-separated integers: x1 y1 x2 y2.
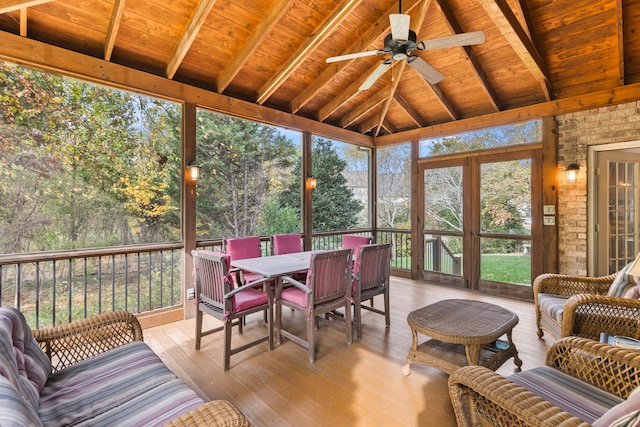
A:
556 101 640 275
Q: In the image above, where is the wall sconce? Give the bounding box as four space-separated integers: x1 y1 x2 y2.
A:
306 176 317 190
565 163 579 183
186 161 201 182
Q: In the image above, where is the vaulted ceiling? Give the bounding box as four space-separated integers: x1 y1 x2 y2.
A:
0 0 638 144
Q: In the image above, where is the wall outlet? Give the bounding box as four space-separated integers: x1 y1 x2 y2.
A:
187 288 195 300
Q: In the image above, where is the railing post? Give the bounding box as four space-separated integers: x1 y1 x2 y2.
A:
182 102 197 319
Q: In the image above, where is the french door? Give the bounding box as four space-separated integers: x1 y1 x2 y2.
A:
419 148 542 299
595 150 640 275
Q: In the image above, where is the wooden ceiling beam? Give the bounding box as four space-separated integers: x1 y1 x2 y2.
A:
289 0 422 114
0 29 374 147
375 0 432 136
255 0 361 105
19 7 25 36
436 0 501 111
394 92 427 127
616 0 624 85
376 81 640 146
375 61 407 136
318 66 375 121
0 0 51 14
358 114 379 134
381 119 397 135
477 0 551 100
104 0 126 61
339 89 388 128
165 0 217 79
216 0 293 93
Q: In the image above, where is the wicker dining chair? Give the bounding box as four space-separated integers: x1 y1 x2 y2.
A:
352 243 392 339
275 248 353 362
192 250 273 371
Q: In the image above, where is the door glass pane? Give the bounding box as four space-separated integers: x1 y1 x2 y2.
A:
424 234 463 275
607 161 638 273
480 238 531 285
479 160 531 284
424 166 463 276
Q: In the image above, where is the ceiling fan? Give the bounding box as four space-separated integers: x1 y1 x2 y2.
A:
326 4 485 90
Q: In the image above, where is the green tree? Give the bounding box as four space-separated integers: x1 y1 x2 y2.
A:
195 111 297 238
279 138 362 231
0 62 180 252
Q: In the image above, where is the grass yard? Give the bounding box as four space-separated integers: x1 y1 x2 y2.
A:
481 253 531 285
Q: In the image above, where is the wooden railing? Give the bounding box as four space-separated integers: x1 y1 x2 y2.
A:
0 243 183 329
424 236 461 275
1 229 412 328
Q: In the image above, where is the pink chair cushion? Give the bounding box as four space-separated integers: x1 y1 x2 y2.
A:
341 235 372 260
272 234 302 255
280 287 308 307
226 237 262 260
232 287 269 312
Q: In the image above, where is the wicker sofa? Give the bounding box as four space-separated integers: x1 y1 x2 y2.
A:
534 269 640 341
0 306 249 427
448 337 640 426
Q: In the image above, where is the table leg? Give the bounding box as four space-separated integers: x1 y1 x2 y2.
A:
507 331 522 371
464 344 482 365
403 327 419 376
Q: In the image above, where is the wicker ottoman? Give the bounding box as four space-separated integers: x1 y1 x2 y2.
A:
403 299 522 375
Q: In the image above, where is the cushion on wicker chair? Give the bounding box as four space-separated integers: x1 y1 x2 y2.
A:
593 387 640 427
608 261 640 298
537 294 570 322
509 365 623 424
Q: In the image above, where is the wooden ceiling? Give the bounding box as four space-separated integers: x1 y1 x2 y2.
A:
0 0 638 144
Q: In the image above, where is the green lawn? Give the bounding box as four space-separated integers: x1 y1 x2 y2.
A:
481 254 531 285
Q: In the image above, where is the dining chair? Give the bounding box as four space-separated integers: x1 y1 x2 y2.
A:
225 236 264 286
352 243 392 339
271 233 303 255
341 234 372 261
271 233 307 281
192 250 273 371
275 248 353 362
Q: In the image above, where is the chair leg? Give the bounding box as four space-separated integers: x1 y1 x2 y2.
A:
195 309 203 350
275 300 283 345
307 313 316 363
224 318 233 371
384 291 390 328
345 302 353 345
267 303 274 350
355 300 363 340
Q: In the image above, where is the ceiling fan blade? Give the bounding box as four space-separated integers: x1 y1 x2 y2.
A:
419 31 485 51
408 56 444 84
389 13 410 41
359 62 392 90
326 50 381 63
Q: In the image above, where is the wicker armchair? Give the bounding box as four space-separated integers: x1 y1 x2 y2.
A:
448 337 640 427
33 311 250 427
533 272 640 341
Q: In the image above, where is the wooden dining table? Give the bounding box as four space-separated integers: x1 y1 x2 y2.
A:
229 251 315 279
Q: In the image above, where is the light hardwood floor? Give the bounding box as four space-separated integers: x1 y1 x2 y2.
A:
144 277 554 427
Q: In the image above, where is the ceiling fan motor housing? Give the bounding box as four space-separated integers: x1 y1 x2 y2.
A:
384 30 418 58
